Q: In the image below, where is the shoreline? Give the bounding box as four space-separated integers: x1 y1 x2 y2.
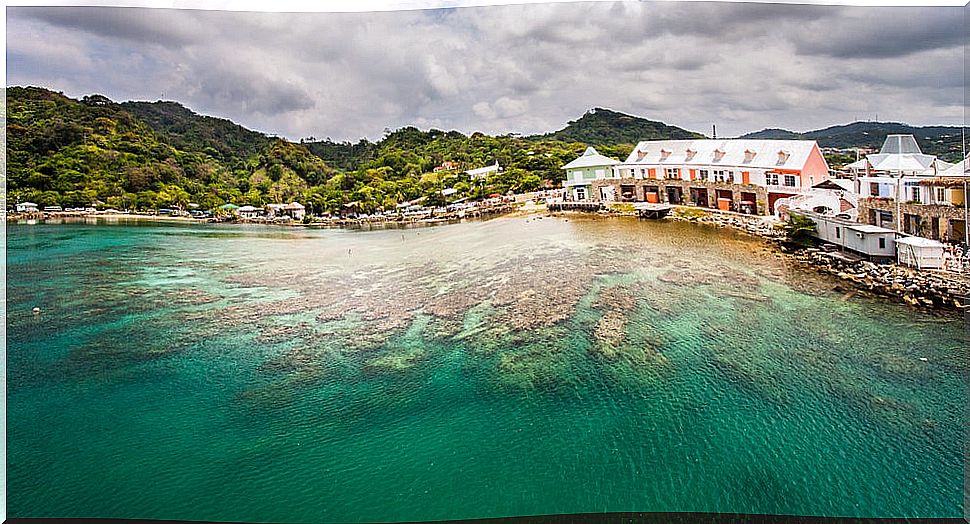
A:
9 204 968 312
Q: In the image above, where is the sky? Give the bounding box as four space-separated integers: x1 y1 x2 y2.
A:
6 1 967 141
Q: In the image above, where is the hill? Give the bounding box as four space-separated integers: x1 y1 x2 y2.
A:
6 87 336 211
741 121 967 161
530 107 706 145
7 87 632 215
121 100 272 164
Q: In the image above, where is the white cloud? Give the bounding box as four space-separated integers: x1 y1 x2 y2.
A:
6 2 965 141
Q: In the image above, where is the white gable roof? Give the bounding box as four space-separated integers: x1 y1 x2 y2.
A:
562 146 621 170
466 162 501 176
623 139 820 170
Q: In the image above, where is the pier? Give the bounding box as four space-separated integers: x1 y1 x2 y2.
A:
633 202 673 219
546 201 604 212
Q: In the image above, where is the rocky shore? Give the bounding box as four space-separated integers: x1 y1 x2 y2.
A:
783 247 970 310
663 205 969 312
550 203 967 312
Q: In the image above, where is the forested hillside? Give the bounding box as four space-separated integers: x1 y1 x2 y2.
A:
7 87 648 214
742 121 967 161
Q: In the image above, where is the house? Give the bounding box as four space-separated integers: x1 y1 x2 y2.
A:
466 162 502 180
15 202 38 213
854 135 966 241
238 205 262 219
266 202 306 220
803 211 896 261
433 161 459 173
561 147 622 201
588 139 829 215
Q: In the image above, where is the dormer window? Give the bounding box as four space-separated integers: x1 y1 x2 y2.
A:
660 149 671 161
713 149 725 161
743 149 756 163
777 150 790 164
685 148 697 161
636 149 647 162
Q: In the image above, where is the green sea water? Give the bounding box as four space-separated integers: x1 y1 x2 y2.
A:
5 216 968 522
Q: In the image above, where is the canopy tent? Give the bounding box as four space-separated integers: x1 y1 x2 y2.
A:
896 236 945 270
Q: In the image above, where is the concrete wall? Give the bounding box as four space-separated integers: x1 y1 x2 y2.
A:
859 198 968 242
590 179 770 215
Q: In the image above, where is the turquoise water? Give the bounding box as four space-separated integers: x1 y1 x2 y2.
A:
5 216 967 521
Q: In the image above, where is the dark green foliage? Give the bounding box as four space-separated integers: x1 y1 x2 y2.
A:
121 100 272 162
6 88 694 215
530 107 706 145
742 121 968 162
783 213 818 247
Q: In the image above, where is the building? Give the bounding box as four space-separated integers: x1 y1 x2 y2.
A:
582 139 829 215
266 202 306 220
854 135 966 242
433 161 459 173
561 147 622 201
774 178 859 221
238 205 262 219
15 202 38 213
896 236 946 269
466 162 502 180
803 211 896 261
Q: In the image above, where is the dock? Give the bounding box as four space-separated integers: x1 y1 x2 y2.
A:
546 201 605 212
633 203 673 219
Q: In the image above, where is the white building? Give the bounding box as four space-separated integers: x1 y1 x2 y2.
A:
561 147 622 201
238 205 262 219
266 202 306 220
466 162 502 180
607 139 830 214
16 202 38 213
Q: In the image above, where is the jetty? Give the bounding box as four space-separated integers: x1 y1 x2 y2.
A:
546 201 604 212
633 202 673 219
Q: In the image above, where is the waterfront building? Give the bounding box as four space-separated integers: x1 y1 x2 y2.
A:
266 202 306 220
581 139 829 215
561 147 622 201
803 211 896 261
854 135 966 241
15 202 38 213
238 205 262 219
897 236 946 269
466 162 502 180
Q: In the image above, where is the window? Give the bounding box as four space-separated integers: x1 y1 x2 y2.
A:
699 170 709 181
665 168 680 179
727 171 735 183
574 172 584 181
835 227 840 239
595 169 605 178
783 175 796 187
870 183 879 196
714 170 728 182
911 186 921 202
935 187 947 202
766 173 779 185
879 237 886 249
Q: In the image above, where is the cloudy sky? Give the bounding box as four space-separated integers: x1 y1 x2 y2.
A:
6 2 966 141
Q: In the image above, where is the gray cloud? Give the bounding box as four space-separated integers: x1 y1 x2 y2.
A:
6 2 966 141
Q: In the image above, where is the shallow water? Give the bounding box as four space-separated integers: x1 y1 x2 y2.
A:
6 215 968 521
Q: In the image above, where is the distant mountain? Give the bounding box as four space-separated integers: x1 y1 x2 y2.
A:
530 107 706 145
121 100 273 164
741 121 967 161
